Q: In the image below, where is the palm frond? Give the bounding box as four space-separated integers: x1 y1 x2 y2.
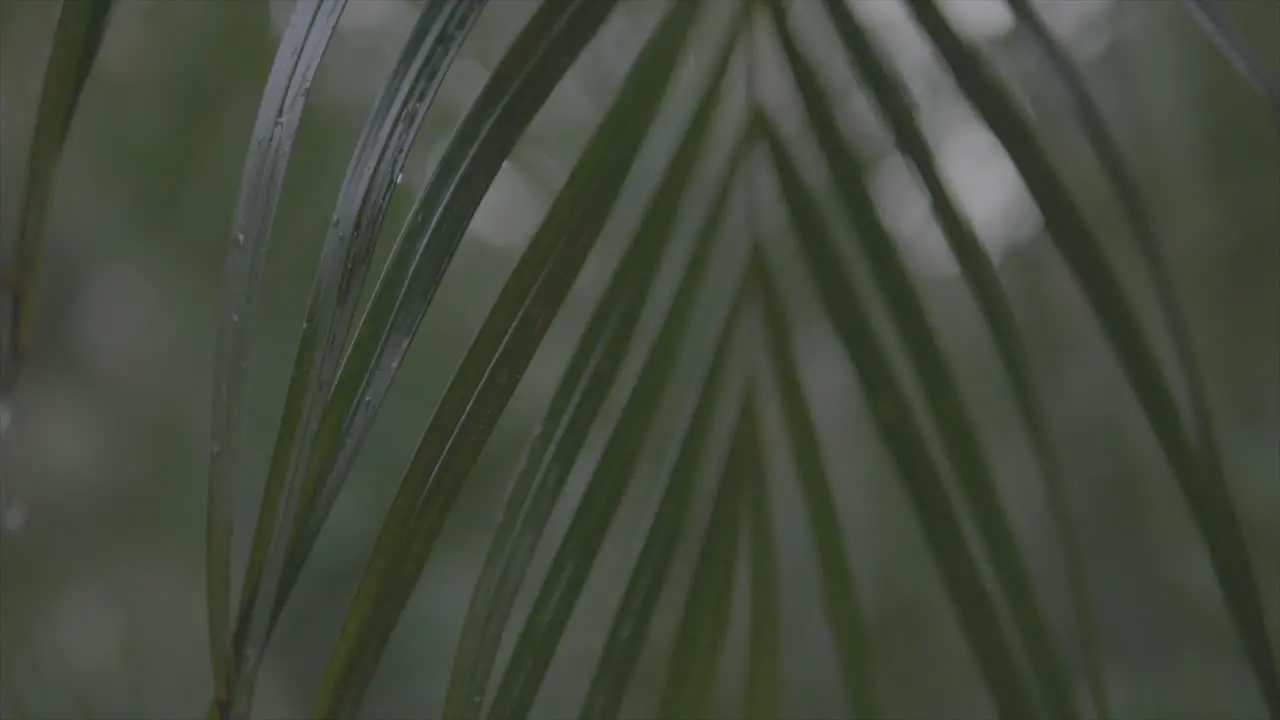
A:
759 117 1037 717
444 19 746 718
820 6 1111 714
656 376 751 720
766 2 1076 714
261 0 491 624
239 0 487 653
7 0 1271 718
213 0 610 715
206 1 1271 715
207 3 346 712
310 2 699 713
753 253 879 717
573 258 740 720
1007 0 1259 709
905 1 1279 710
262 0 607 640
484 218 752 720
213 2 495 715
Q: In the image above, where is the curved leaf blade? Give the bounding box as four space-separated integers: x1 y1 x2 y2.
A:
656 388 751 720
481 200 746 719
243 0 490 642
760 119 1037 718
267 0 610 630
311 2 703 714
766 3 1074 715
217 2 492 716
823 0 1110 714
905 1 1280 710
2 0 112 392
1007 0 1226 489
753 255 879 717
480 178 754 720
444 24 746 720
1008 0 1256 711
741 391 779 720
577 263 742 720
821 1 1110 715
205 1 347 714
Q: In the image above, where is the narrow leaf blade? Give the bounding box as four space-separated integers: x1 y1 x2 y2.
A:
822 2 1110 716
245 0 490 643
2 0 112 391
906 1 1280 710
313 2 703 714
761 120 1037 718
269 0 610 635
657 388 751 720
754 255 880 717
206 2 346 713
578 264 742 720
742 392 779 720
445 25 745 719
767 3 1074 714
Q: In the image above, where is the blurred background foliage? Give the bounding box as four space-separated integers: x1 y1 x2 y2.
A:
0 0 1276 717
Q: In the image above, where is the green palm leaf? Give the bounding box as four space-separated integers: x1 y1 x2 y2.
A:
819 5 1110 714
905 0 1279 711
1 3 110 712
2 0 112 393
212 2 489 715
760 118 1037 717
252 0 489 640
207 3 346 712
10 1 1273 718
656 382 751 720
311 2 700 713
256 1 610 645
753 254 880 717
484 209 751 720
574 259 740 720
444 21 746 718
766 3 1075 715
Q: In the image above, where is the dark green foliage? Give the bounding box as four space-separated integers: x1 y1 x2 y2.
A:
5 1 1275 718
